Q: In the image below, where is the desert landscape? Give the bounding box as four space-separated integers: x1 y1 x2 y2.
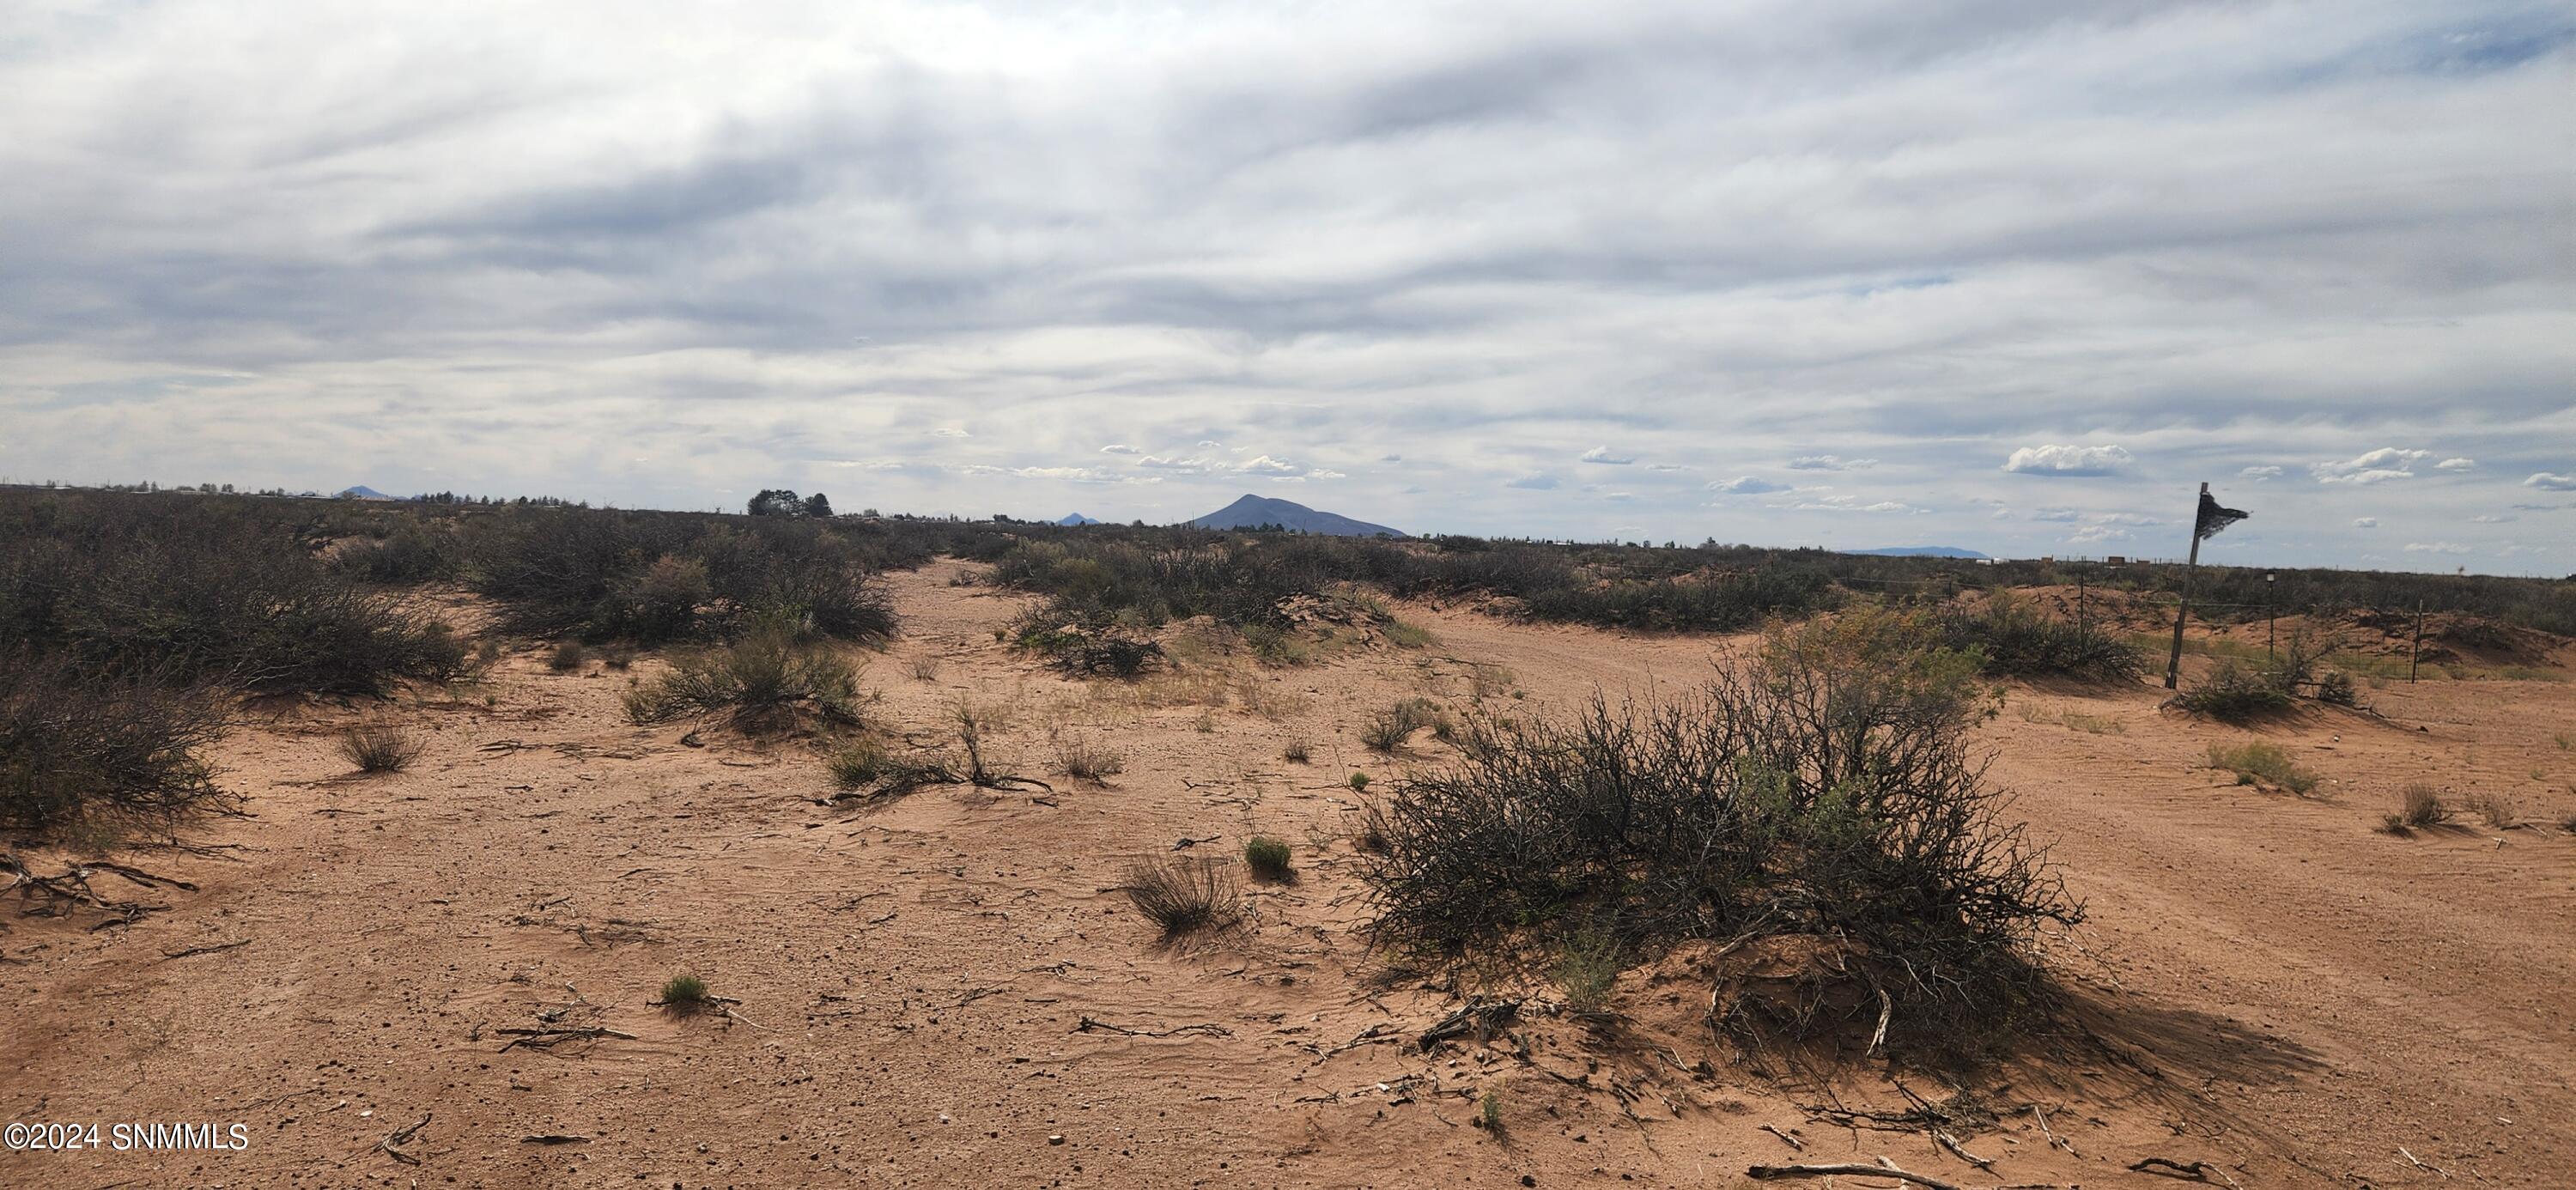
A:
4 490 2572 1189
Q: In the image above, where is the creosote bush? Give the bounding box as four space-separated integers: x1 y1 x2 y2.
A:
1362 607 2076 1060
1243 836 1293 882
1122 856 1241 937
2173 659 2293 723
0 658 230 829
2205 742 2319 795
1934 596 2145 683
339 725 424 774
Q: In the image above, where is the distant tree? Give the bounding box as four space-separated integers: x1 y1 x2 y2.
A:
802 492 834 519
749 489 803 517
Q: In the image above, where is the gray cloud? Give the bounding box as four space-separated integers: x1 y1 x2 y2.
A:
1708 476 1788 495
2526 472 2576 491
0 2 2569 570
1579 446 1637 465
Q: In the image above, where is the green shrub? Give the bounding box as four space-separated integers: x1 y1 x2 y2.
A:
547 641 587 671
1553 931 1622 1014
826 738 887 790
1934 597 2145 683
2173 659 2293 722
1361 608 2069 1059
1361 698 1440 752
2205 742 2318 794
1243 836 1293 882
659 973 710 1011
623 622 864 735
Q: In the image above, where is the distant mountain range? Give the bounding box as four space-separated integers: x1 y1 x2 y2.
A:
1844 545 1989 559
337 485 400 501
1055 513 1102 526
1186 494 1404 538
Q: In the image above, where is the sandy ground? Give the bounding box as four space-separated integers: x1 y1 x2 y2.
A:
5 559 2572 1188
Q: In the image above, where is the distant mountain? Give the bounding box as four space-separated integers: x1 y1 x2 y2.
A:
1844 545 1989 559
1055 513 1102 526
336 485 400 501
1186 494 1404 538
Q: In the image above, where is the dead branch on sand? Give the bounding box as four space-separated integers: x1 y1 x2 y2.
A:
1074 1015 1231 1038
2130 1157 2245 1187
495 1026 638 1052
375 1112 431 1164
1747 1157 1966 1190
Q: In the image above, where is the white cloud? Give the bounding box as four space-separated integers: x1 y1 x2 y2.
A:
2029 507 2081 522
1786 456 1876 471
2239 465 2283 481
1237 455 1304 476
2435 458 2476 471
1578 446 1636 465
2312 448 2430 484
1098 444 1139 455
2352 517 2378 528
2403 542 2470 555
1789 493 1923 513
2068 525 2132 543
2003 445 2132 477
1707 476 1787 495
2469 513 2515 524
1136 455 1217 472
2525 473 2576 491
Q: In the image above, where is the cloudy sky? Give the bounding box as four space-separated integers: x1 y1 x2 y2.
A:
3 1 2570 571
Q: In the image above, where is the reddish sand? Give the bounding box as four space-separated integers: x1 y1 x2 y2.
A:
5 559 2571 1187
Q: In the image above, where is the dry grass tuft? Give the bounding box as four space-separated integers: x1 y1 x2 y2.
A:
2382 783 2448 833
339 725 424 774
1053 732 1126 783
1122 857 1241 937
2462 789 2519 830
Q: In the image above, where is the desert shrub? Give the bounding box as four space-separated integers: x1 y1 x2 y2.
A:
1243 836 1293 881
1383 617 1436 649
1553 931 1623 1014
2173 660 2293 722
2314 670 2360 707
0 492 465 695
0 657 230 829
2387 783 2448 831
623 622 864 735
1361 698 1441 752
332 525 459 584
909 654 940 681
1935 598 2144 683
659 973 710 1011
547 641 588 671
465 508 895 645
1012 610 1167 677
1348 771 1370 791
826 738 887 790
2462 789 2519 830
339 725 424 774
1053 732 1126 782
1361 607 2073 1059
1122 857 1241 937
2205 742 2318 794
593 555 712 644
1282 739 1311 763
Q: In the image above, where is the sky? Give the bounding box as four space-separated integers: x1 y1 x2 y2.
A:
1 1 2571 573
